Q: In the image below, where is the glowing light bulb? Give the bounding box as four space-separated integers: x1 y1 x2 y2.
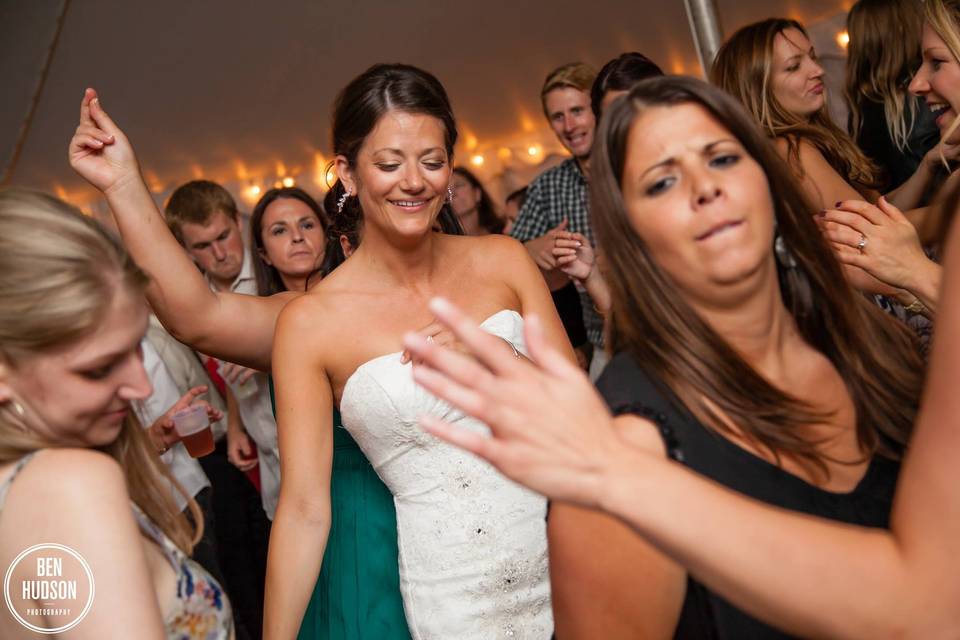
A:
282 176 295 188
837 30 850 49
248 185 262 197
527 144 541 157
470 154 484 167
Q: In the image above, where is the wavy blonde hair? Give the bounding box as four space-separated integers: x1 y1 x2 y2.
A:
845 0 924 151
0 188 201 553
711 18 882 192
926 0 960 143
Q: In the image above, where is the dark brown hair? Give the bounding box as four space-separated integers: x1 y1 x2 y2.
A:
591 52 664 117
452 167 504 234
591 76 922 477
330 63 463 238
249 187 327 294
164 180 239 244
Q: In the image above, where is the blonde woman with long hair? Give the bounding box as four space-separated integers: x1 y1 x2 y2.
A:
846 0 943 190
817 0 960 326
0 189 233 639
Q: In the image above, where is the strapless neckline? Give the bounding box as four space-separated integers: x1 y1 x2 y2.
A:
341 308 522 399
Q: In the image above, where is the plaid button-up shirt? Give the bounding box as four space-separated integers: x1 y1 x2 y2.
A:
510 158 603 349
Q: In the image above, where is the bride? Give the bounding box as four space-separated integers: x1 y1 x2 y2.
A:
69 63 572 639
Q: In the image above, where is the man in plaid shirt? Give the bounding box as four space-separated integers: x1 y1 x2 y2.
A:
510 62 607 378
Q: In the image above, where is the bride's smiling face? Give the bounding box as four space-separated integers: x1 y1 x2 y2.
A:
338 110 451 240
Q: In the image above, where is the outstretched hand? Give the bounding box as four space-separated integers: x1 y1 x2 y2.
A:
402 297 627 507
68 88 141 194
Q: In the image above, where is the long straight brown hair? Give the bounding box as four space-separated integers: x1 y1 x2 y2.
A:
592 77 923 476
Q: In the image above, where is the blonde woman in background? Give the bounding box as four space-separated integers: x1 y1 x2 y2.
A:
0 189 233 639
846 0 944 192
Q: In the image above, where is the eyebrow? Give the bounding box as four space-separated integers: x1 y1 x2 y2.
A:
70 347 131 372
641 139 736 179
270 216 315 227
372 147 445 156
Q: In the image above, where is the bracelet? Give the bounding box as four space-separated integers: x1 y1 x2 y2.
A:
498 336 523 359
903 296 927 314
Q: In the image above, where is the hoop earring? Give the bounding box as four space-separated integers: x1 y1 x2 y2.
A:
336 188 352 214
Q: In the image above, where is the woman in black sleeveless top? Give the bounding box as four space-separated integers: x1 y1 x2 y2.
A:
402 77 924 638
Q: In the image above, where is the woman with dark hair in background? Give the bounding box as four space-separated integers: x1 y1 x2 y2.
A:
249 186 407 639
249 187 328 295
403 76 924 638
450 167 504 235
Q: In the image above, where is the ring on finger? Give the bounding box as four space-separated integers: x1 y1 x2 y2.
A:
856 233 867 253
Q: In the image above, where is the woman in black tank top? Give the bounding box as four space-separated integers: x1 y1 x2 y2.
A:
402 76 925 638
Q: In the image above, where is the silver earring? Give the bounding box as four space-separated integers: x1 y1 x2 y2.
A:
774 234 797 269
336 188 352 214
446 186 454 203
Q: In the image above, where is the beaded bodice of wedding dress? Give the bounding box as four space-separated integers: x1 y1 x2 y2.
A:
340 309 552 639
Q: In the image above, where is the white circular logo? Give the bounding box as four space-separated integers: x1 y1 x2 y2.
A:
3 543 95 634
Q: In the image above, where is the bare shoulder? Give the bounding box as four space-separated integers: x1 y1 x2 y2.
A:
1 449 131 534
447 233 532 274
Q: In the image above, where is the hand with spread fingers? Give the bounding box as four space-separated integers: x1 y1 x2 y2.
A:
818 197 941 314
402 297 641 508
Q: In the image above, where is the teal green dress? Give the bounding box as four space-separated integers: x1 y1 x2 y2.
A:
267 379 410 639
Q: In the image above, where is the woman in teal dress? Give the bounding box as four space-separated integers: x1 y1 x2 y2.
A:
250 187 409 639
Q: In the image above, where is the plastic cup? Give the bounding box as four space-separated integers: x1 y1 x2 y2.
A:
171 404 214 458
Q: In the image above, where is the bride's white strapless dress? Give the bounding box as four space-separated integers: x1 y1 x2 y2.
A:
340 309 553 639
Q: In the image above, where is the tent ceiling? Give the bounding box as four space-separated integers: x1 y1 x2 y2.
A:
1 0 849 203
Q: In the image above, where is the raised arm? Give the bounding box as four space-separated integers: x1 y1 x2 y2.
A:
68 89 288 369
263 296 335 640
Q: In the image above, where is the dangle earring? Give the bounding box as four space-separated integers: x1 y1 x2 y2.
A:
446 185 454 203
772 219 797 269
336 188 352 214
